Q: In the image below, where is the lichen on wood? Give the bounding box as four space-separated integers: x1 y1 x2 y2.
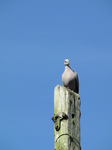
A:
54 85 81 150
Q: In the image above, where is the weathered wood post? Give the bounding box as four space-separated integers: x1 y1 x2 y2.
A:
52 85 81 150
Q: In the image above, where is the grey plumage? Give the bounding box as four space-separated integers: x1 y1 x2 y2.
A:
62 59 79 93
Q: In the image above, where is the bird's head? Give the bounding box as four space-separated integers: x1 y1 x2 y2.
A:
64 59 69 66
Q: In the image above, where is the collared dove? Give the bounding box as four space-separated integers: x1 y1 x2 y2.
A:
62 59 79 93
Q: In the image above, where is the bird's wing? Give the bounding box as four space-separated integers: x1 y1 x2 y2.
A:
76 74 79 93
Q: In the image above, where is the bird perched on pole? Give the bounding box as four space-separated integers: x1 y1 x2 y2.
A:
62 59 79 93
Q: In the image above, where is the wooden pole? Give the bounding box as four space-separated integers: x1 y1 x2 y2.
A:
52 85 81 150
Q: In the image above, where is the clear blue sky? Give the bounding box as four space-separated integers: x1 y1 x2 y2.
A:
0 0 112 150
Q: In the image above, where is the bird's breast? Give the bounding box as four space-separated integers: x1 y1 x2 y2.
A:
62 70 75 86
